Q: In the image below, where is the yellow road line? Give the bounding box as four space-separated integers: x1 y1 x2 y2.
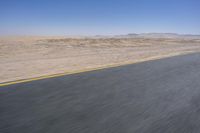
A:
0 52 194 87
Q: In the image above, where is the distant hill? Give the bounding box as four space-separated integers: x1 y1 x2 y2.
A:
114 33 200 39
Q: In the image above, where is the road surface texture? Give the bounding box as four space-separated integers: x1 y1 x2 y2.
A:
1 53 200 133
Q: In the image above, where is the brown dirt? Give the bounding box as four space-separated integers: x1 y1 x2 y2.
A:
0 36 200 83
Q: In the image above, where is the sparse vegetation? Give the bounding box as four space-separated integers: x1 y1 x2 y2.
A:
0 35 200 83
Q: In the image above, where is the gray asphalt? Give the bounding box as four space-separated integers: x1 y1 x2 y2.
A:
1 53 200 133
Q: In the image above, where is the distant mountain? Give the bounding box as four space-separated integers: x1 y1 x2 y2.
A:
114 33 200 39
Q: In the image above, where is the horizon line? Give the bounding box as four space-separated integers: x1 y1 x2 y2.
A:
1 32 200 37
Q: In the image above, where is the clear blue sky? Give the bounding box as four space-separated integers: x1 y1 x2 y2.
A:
0 0 200 35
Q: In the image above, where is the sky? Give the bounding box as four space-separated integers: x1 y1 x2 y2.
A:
0 0 200 36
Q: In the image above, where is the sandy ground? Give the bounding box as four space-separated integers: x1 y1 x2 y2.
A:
0 36 200 83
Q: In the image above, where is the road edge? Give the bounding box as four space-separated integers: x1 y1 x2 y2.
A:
0 51 197 87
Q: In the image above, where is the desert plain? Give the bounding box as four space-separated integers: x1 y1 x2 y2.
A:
0 34 200 83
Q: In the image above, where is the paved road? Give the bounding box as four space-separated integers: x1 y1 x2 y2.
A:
1 53 200 133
